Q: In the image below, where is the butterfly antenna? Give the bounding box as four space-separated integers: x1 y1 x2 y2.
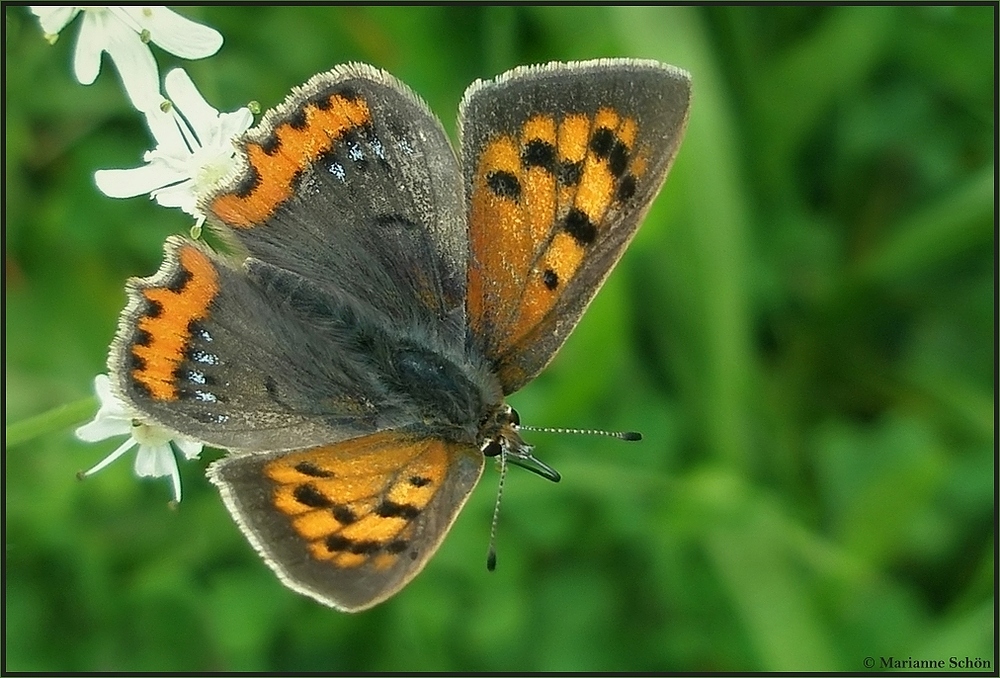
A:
517 424 642 441
485 447 508 572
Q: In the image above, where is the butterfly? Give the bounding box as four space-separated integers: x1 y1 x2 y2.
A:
108 59 691 611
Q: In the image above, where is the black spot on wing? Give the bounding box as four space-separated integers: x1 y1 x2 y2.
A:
522 139 557 172
563 208 597 245
133 329 153 347
375 500 420 520
486 170 521 200
301 91 333 112
295 461 333 478
293 484 332 508
616 174 637 203
331 505 357 525
589 127 630 177
260 134 281 156
543 269 559 290
127 352 146 372
386 539 409 554
333 86 359 103
286 106 308 131
348 540 381 555
607 140 629 178
165 266 193 294
590 127 615 158
324 534 351 552
143 299 164 319
232 165 261 198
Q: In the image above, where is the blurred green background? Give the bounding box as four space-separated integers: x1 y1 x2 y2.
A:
5 5 994 672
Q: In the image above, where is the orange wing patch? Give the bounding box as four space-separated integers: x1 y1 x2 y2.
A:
131 246 219 401
468 108 645 355
211 93 372 228
264 432 451 572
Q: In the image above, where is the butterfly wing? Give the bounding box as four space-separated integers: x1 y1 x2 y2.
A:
109 237 435 451
459 59 691 393
205 62 469 344
207 430 484 611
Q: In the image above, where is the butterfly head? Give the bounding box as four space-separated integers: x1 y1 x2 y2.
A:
479 403 524 456
479 404 560 483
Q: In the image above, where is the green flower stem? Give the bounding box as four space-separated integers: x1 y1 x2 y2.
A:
5 397 97 448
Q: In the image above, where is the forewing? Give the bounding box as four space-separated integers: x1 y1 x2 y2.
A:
207 430 485 612
459 59 691 393
204 63 468 340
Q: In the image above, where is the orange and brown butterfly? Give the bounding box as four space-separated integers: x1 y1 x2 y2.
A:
107 59 691 611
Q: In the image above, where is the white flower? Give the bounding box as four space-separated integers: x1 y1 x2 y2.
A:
30 6 223 111
94 68 254 230
76 374 204 503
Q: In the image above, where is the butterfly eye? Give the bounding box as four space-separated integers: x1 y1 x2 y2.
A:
482 440 502 458
508 408 520 427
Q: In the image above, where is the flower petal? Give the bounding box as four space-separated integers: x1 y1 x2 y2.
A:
92 373 114 401
134 442 183 502
174 438 204 461
30 6 80 36
121 6 223 60
150 180 199 214
214 108 255 148
82 57 253 222
133 442 174 478
101 11 161 111
83 437 137 476
142 107 192 157
72 9 107 85
75 415 131 442
75 374 133 441
170 464 183 503
163 69 219 147
95 162 187 199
